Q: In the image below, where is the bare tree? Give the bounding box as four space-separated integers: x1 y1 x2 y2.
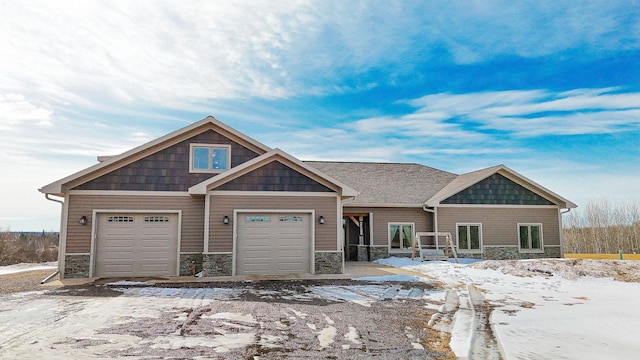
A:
564 198 640 254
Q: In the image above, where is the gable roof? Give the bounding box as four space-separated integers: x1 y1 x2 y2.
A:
39 116 272 195
189 149 359 198
306 161 457 206
426 164 577 208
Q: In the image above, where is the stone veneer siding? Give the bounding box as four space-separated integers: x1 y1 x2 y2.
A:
203 253 233 276
179 253 203 276
369 246 390 261
64 254 90 278
357 245 369 262
462 246 562 260
315 252 342 274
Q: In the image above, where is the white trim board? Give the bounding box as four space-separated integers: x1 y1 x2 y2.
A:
210 191 338 197
69 190 192 197
436 204 559 209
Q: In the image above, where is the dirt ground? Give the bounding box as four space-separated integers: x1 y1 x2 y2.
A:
0 269 60 294
0 272 456 359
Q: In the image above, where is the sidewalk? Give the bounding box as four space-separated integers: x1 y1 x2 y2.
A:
54 261 435 286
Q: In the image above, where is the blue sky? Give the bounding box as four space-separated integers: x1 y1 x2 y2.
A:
1 1 639 231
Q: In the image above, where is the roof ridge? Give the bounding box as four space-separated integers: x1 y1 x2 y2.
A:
304 160 458 176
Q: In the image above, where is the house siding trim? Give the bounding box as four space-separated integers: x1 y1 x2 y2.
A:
68 190 193 197
89 209 183 278
58 194 70 277
209 190 337 197
344 203 425 208
437 204 558 209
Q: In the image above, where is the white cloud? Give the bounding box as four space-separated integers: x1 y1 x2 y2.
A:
2 1 638 115
0 93 53 130
402 88 640 137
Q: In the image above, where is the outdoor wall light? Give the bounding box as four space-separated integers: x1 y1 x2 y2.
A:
223 215 229 224
79 216 88 225
319 215 325 224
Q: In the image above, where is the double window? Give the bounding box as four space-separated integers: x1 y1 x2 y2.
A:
518 223 543 252
456 223 482 252
190 144 231 173
389 223 414 251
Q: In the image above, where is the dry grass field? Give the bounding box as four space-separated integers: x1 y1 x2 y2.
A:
565 253 640 260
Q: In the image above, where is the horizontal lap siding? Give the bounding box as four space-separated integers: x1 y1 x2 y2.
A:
437 207 560 246
345 207 432 247
209 195 338 252
65 194 204 253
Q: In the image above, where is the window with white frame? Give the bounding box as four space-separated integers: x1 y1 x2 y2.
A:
518 223 543 252
456 223 482 252
389 223 414 251
190 144 231 173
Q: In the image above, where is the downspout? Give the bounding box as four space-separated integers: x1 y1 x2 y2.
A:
43 194 64 283
559 207 571 258
423 205 437 233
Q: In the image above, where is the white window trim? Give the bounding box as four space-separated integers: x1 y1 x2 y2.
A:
388 222 415 253
518 223 544 253
456 223 483 253
189 143 232 173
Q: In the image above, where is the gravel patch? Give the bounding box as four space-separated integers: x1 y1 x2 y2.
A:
0 269 60 294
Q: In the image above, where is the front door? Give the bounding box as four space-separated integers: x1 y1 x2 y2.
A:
343 214 370 261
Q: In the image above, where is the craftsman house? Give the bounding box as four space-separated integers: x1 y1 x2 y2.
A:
40 116 576 279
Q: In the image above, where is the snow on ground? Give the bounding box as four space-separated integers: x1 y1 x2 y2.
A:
376 257 640 360
3 258 639 358
0 262 57 275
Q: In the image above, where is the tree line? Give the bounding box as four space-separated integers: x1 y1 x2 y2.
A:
0 230 59 266
563 198 640 254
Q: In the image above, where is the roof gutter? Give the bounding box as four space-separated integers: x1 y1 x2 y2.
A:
45 193 64 205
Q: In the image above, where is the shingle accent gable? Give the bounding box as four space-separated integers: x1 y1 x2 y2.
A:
215 161 334 192
441 173 555 205
72 130 260 192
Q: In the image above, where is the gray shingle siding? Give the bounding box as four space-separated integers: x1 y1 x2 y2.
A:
216 161 334 192
72 130 260 192
441 173 555 205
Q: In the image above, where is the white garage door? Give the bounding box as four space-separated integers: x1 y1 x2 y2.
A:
237 213 311 275
95 213 178 277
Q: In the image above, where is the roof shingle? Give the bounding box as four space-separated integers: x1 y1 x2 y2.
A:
306 161 458 206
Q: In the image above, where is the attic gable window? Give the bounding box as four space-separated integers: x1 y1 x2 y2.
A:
190 144 231 173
